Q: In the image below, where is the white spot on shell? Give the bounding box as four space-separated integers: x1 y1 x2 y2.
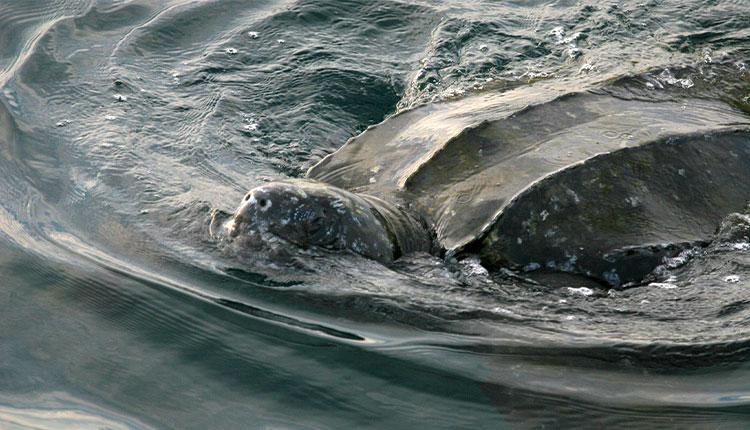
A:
602 270 620 285
566 188 581 203
626 196 641 207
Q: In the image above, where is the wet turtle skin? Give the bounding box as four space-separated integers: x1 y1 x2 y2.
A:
227 180 431 264
229 68 750 285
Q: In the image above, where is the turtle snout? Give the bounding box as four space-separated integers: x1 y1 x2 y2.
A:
233 189 273 226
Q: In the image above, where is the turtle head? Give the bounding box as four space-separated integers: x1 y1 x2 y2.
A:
227 180 396 263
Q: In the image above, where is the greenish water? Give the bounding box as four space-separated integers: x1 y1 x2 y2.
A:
1 1 749 428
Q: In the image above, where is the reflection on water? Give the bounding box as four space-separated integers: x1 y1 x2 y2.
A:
1 0 750 428
0 392 153 430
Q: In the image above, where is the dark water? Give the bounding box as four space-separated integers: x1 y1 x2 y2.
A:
1 1 750 428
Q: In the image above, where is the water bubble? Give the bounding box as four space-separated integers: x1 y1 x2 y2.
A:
277 39 285 45
645 82 655 90
478 44 489 53
241 113 259 132
567 287 593 296
225 47 238 55
550 26 565 42
723 275 740 283
732 242 750 250
663 249 695 269
56 119 71 127
492 307 515 315
579 61 595 73
248 31 259 39
461 257 489 277
658 69 694 88
649 282 677 289
523 67 553 80
104 115 117 121
114 94 128 102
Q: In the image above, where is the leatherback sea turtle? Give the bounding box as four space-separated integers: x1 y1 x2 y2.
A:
217 70 750 285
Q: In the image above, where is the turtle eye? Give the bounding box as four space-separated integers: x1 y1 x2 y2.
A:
308 216 336 247
308 216 325 235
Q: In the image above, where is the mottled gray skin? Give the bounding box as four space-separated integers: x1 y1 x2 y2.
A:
222 67 750 285
225 179 431 263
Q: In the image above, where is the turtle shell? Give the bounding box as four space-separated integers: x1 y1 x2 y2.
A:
308 73 750 283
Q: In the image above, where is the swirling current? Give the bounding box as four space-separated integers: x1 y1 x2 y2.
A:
1 1 750 428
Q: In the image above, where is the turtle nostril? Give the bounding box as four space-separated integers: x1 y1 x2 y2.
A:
244 193 252 201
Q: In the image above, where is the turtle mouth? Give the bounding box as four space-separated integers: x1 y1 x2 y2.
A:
226 216 309 250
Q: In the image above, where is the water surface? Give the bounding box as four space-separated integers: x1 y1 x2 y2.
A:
1 0 750 428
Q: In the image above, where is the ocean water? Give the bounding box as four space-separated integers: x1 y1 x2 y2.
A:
1 0 750 428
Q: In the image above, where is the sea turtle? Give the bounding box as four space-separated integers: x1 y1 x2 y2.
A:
218 71 750 285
